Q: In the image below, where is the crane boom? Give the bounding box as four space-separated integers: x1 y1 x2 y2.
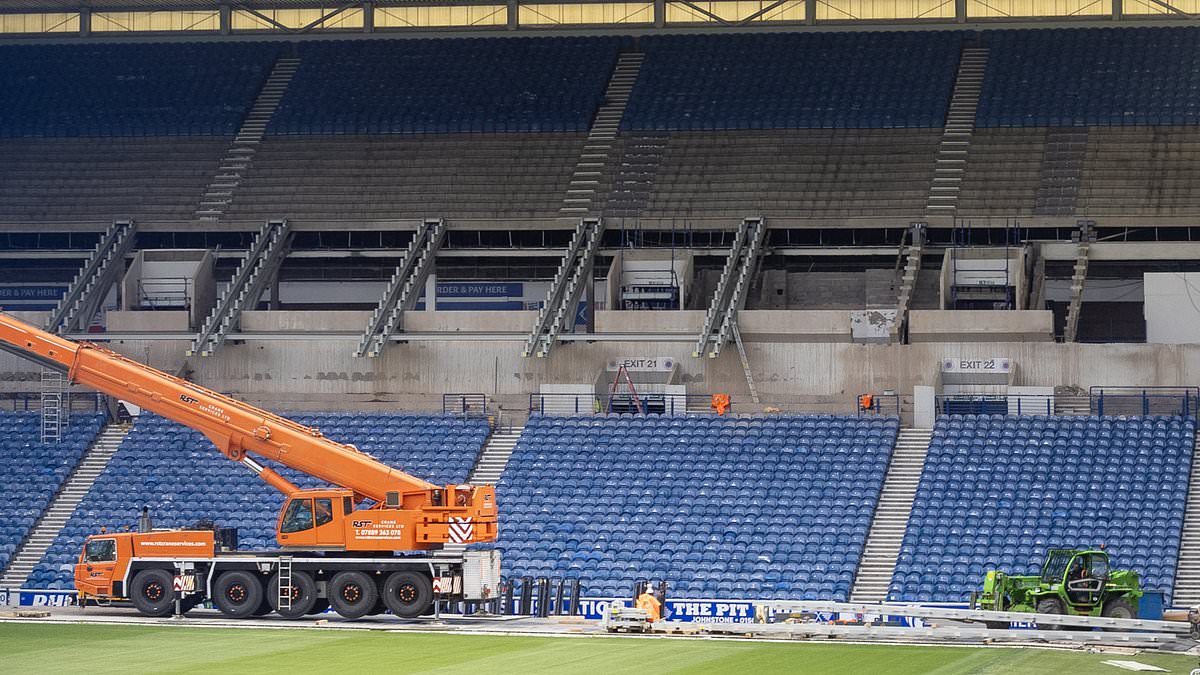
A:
0 312 435 502
0 312 496 553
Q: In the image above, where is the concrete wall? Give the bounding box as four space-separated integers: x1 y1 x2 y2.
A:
4 334 1196 417
1145 272 1200 344
107 311 190 332
909 310 1054 343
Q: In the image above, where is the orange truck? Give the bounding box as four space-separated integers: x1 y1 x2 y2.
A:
0 312 500 619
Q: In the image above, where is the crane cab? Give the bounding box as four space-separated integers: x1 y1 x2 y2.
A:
276 489 355 549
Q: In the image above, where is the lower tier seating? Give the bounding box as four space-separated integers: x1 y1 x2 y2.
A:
0 412 105 574
890 415 1194 603
497 414 899 600
27 412 487 589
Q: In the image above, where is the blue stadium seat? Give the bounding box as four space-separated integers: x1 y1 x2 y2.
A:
497 414 898 600
26 412 488 587
889 415 1194 603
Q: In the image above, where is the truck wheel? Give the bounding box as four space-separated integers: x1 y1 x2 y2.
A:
382 571 432 619
213 570 264 619
1035 597 1065 630
330 571 378 619
1102 597 1136 625
267 571 318 619
129 569 175 618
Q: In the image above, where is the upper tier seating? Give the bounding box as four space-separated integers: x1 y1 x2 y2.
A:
978 27 1200 128
623 32 960 131
0 137 229 222
890 415 1194 603
498 414 898 600
27 412 487 589
0 42 278 137
222 133 586 221
269 37 620 135
637 129 940 220
0 412 105 575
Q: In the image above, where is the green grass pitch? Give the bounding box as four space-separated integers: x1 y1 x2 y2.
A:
1 623 1198 674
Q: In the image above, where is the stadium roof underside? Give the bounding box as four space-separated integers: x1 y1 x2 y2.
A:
1 0 1200 38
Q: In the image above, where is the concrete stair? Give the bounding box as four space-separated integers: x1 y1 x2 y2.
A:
1172 430 1200 607
560 52 644 216
927 47 988 217
849 428 933 603
436 425 523 558
0 423 131 588
196 56 299 221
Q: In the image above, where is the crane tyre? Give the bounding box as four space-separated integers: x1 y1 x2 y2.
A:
213 570 264 619
382 571 433 619
1035 597 1065 630
267 571 318 619
129 568 175 618
330 571 377 619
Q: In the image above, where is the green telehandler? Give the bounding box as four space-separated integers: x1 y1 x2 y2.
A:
970 548 1142 628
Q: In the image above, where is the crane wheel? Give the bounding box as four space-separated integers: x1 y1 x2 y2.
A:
213 570 265 619
129 568 175 618
1035 597 1065 630
267 571 318 619
330 571 378 619
382 571 433 619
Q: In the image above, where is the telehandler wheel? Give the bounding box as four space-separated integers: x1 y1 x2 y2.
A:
129 568 175 618
213 570 265 619
1035 597 1065 630
382 571 433 619
1101 597 1136 624
330 571 378 619
984 621 1010 630
267 571 318 619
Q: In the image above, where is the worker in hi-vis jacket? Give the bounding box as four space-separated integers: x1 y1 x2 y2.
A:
636 584 662 622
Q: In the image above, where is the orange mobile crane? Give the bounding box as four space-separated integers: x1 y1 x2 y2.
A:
0 312 500 620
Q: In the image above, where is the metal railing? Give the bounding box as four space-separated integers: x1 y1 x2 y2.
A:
528 392 727 416
137 277 193 310
442 393 489 418
1091 387 1200 417
935 394 1056 417
0 391 103 413
856 394 900 418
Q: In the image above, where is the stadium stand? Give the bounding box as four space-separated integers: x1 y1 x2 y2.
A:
890 415 1195 603
977 27 1200 128
222 134 588 221
0 412 105 575
497 414 899 600
0 137 230 222
956 129 1046 216
0 42 278 137
26 412 488 589
1076 127 1200 216
636 129 941 219
269 37 620 134
623 32 961 131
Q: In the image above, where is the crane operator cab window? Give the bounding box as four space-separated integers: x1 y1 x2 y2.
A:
83 538 116 563
281 499 314 533
314 498 334 527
